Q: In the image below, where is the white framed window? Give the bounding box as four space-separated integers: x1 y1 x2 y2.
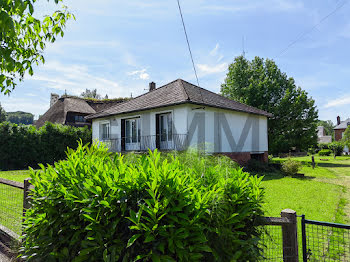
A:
125 118 141 143
101 123 110 140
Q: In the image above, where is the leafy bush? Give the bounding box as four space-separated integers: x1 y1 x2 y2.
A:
0 122 91 170
281 159 302 176
318 143 329 150
319 149 332 156
22 143 264 261
308 147 316 155
328 142 344 156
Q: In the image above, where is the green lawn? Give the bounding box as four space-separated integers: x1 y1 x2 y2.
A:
0 170 31 235
0 170 31 183
262 155 350 223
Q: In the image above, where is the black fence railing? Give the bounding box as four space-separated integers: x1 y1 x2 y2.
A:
302 215 350 261
103 134 188 152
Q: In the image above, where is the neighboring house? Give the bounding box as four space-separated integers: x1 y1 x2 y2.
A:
334 116 350 141
35 94 126 128
86 79 272 164
317 126 332 144
334 116 350 153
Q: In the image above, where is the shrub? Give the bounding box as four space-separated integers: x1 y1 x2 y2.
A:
281 159 302 176
21 143 264 261
328 142 344 156
319 149 332 156
308 147 316 155
318 143 329 150
0 122 91 170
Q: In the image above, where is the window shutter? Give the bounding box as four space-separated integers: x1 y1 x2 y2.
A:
156 114 160 149
121 119 125 151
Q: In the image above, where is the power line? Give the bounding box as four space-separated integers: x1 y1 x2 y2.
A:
277 0 348 58
176 0 200 87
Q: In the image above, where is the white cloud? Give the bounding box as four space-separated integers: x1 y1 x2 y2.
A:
210 43 220 56
201 0 304 14
197 63 228 75
31 61 129 98
127 69 150 80
325 96 350 108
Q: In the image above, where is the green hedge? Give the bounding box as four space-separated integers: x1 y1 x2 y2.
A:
21 143 264 261
0 122 91 170
319 149 332 156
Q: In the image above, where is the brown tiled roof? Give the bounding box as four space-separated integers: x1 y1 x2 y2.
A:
35 96 127 128
86 79 272 119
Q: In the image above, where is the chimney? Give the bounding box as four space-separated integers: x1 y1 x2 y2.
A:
337 116 341 126
50 93 59 107
149 82 156 92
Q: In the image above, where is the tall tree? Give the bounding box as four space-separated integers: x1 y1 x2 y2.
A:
80 89 102 99
0 103 6 122
221 56 318 154
317 120 334 137
0 0 74 94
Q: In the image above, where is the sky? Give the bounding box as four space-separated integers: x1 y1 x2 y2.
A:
1 0 350 122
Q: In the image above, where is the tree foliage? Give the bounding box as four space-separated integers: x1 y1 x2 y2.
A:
80 88 102 99
6 111 34 125
318 120 334 137
0 0 74 94
0 102 6 122
342 126 350 149
221 56 318 154
0 122 91 170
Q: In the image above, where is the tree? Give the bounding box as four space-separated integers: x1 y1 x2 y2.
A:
221 56 318 154
80 89 102 99
6 111 34 125
0 0 74 94
0 103 6 122
318 120 334 137
342 126 350 150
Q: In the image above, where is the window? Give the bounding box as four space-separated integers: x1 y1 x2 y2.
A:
125 118 141 144
101 123 110 140
159 113 172 142
74 115 85 122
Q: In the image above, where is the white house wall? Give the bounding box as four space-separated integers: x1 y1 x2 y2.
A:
187 105 268 153
91 104 268 154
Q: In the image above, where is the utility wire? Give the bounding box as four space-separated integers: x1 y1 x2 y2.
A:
277 0 348 58
177 0 200 87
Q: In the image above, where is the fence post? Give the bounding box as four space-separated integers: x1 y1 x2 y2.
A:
281 209 299 262
23 178 31 220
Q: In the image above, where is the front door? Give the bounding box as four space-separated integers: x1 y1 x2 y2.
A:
158 113 173 150
125 118 141 151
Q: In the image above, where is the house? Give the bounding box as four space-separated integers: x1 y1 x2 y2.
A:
334 116 350 141
334 116 350 153
35 94 127 128
317 126 332 144
86 79 272 164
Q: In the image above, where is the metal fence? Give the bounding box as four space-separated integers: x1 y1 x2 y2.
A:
302 215 350 261
103 134 189 152
260 225 284 261
0 178 31 237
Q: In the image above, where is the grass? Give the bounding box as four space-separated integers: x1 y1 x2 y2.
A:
261 155 350 260
0 170 31 235
0 170 31 183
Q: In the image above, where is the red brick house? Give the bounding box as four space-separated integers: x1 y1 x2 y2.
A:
334 116 350 141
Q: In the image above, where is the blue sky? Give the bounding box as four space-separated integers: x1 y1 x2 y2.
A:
1 0 350 122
